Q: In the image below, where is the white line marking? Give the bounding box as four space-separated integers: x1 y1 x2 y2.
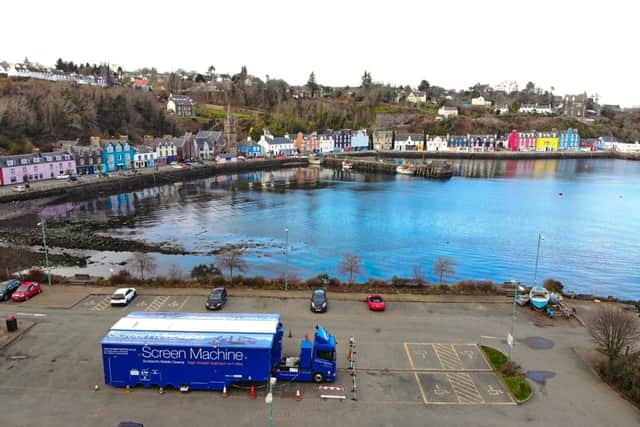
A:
15 312 47 317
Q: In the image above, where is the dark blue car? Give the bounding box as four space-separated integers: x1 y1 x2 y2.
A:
1 279 22 301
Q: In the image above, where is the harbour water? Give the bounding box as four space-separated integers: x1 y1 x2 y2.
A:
41 159 640 299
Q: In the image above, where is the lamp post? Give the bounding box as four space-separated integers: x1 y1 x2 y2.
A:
265 376 276 427
284 227 289 292
37 221 52 287
533 233 545 286
507 279 519 361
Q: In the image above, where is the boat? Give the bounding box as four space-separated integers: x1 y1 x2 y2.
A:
395 164 416 175
529 286 550 310
342 160 353 170
308 156 322 166
515 285 530 306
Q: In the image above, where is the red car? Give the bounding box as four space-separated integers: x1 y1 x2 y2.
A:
367 294 385 311
12 281 42 301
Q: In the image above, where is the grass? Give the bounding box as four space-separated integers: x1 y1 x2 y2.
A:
481 345 533 402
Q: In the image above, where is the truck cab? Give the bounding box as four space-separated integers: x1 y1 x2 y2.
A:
276 324 337 383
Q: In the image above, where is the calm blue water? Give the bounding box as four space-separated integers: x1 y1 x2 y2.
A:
43 159 640 299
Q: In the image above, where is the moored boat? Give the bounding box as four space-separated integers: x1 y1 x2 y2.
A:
395 164 416 175
342 160 353 170
308 156 322 166
529 286 550 310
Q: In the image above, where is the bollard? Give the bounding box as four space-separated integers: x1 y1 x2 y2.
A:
6 314 17 332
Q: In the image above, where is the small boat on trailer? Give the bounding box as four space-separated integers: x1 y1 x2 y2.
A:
529 286 550 310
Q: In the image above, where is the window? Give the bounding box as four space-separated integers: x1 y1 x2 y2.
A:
33 157 40 163
59 163 63 170
6 160 14 166
317 350 335 362
21 158 28 165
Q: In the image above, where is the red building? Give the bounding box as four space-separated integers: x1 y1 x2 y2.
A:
507 130 536 151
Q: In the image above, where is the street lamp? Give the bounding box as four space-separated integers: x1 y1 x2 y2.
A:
36 221 52 287
533 233 545 286
265 376 277 427
284 227 289 292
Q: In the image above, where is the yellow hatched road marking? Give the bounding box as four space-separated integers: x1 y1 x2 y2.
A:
92 296 111 311
404 342 429 404
447 372 484 404
145 296 170 311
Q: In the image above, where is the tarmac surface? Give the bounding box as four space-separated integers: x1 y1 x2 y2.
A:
0 285 638 427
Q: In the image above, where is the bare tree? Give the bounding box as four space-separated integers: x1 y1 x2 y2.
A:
215 249 247 282
130 252 157 280
167 264 183 281
434 257 456 284
588 305 640 366
337 252 362 284
412 265 425 286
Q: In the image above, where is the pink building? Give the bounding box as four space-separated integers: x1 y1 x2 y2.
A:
0 151 76 186
507 130 536 151
306 132 321 154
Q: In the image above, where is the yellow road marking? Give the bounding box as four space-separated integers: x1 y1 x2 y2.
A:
404 342 428 405
176 296 190 312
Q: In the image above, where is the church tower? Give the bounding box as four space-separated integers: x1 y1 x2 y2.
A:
223 104 237 155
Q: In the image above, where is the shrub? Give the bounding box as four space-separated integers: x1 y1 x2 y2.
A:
544 278 564 294
23 269 48 283
328 277 341 287
109 270 132 285
191 263 221 279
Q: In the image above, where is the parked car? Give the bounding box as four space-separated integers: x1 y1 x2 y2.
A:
367 294 385 311
118 422 144 427
0 279 22 301
68 175 78 182
110 288 137 306
310 288 328 313
13 185 26 192
56 174 70 180
205 287 227 310
12 281 42 301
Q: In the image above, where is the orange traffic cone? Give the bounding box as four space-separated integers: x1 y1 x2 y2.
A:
222 385 228 397
250 385 256 399
347 349 352 361
295 388 302 401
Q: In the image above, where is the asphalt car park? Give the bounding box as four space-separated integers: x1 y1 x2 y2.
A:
0 291 639 427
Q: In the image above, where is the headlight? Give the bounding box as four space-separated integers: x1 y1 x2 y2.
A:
321 302 327 307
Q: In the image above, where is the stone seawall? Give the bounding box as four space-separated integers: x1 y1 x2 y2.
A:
340 150 613 160
0 158 308 204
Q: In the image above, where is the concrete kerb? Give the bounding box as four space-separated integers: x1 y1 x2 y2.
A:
0 320 36 352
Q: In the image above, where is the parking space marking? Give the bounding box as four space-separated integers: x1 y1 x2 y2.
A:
404 342 429 404
145 296 170 311
433 344 463 370
453 344 492 371
447 372 484 404
92 296 111 311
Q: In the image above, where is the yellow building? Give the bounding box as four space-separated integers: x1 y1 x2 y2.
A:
535 132 559 151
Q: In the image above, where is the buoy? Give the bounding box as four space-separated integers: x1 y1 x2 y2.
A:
222 385 228 397
295 388 302 401
558 192 563 196
250 385 256 399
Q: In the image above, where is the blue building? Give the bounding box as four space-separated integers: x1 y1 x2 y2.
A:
558 129 581 151
447 135 470 151
238 139 263 158
101 140 135 173
333 130 352 152
350 130 369 151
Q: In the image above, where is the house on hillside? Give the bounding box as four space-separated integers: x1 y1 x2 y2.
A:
563 94 588 118
258 130 296 157
238 138 263 158
0 152 76 186
132 78 152 91
166 94 195 116
438 106 458 119
194 130 225 159
471 96 492 107
406 91 427 104
519 104 553 115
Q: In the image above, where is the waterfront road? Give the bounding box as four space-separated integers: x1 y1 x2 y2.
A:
0 287 637 427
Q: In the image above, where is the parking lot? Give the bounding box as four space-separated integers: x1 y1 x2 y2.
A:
0 288 638 426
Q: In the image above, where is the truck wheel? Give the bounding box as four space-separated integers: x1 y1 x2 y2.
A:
313 373 324 383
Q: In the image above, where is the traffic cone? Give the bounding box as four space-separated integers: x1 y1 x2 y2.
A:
250 385 256 399
222 385 228 397
295 388 302 401
158 387 164 395
125 385 131 394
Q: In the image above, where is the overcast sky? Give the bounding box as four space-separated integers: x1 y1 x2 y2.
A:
3 0 639 106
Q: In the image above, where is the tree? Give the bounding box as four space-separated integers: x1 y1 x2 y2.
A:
413 265 425 286
190 263 221 279
337 252 362 284
167 264 183 281
130 252 157 280
588 305 640 367
525 81 536 93
361 71 372 90
215 249 247 282
418 80 430 92
433 257 456 284
306 71 319 97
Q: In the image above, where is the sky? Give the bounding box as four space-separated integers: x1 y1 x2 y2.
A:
3 0 639 106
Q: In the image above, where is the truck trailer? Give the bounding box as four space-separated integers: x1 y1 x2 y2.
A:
101 312 337 391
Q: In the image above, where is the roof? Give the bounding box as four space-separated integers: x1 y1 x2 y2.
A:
169 95 194 106
109 312 281 334
264 136 292 145
439 106 457 112
101 329 274 349
0 151 73 168
196 130 222 142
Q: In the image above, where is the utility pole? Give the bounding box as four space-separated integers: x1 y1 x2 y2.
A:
508 279 519 361
533 233 544 286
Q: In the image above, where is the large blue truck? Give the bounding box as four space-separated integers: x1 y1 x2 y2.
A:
101 312 337 391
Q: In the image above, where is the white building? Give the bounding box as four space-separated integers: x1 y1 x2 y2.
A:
317 134 335 153
426 136 448 152
471 96 492 107
438 106 458 119
258 130 296 156
394 134 422 151
132 147 157 169
519 104 553 115
406 91 427 104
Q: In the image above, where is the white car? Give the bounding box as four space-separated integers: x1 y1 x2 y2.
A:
56 174 70 180
110 288 137 306
13 185 26 192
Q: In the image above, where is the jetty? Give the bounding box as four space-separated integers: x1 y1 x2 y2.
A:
323 157 453 179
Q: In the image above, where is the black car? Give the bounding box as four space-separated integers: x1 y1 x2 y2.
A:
206 287 227 310
310 288 328 313
0 279 21 301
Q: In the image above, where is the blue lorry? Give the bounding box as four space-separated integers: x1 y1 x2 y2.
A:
101 312 337 391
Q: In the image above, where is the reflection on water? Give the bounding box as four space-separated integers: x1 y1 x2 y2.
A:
40 159 640 299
